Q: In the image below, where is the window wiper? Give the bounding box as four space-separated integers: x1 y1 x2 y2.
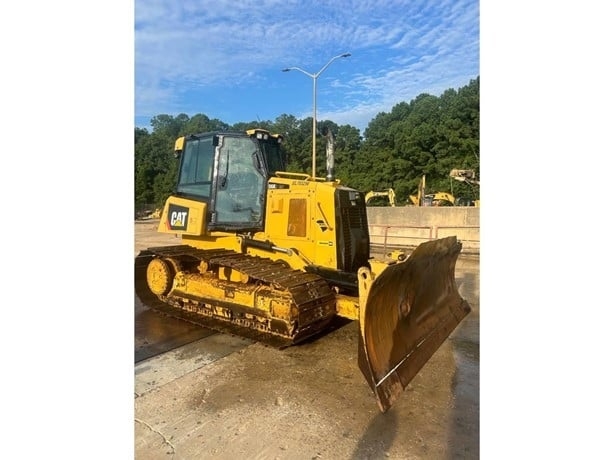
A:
252 150 265 175
219 149 230 189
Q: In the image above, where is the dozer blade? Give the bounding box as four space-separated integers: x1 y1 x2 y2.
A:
358 236 471 412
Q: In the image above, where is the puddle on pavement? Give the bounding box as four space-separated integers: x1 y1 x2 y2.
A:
135 295 216 363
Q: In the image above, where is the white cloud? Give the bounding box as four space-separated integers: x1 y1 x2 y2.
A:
135 0 479 133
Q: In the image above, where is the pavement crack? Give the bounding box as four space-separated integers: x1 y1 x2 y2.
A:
135 418 176 454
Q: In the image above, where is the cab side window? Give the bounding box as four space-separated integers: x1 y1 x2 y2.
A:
177 137 214 198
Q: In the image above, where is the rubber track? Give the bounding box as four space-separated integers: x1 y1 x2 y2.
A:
135 245 337 349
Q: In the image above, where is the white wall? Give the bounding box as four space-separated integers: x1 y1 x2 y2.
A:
366 207 480 253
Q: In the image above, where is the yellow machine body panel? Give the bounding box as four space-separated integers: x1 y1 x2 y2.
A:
263 173 338 268
158 196 207 236
164 170 353 274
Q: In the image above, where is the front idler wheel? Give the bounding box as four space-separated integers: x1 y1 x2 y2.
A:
146 258 176 296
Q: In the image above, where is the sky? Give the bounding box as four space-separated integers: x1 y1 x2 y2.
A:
135 0 479 134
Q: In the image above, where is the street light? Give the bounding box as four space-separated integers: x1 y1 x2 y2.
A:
282 52 351 178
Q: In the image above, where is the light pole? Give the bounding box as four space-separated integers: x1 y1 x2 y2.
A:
282 52 351 178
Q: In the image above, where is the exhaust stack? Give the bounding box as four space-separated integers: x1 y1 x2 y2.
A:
324 127 335 181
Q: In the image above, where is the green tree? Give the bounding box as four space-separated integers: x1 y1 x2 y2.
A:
181 114 230 135
135 77 480 211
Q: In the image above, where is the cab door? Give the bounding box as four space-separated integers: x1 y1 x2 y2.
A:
210 134 267 232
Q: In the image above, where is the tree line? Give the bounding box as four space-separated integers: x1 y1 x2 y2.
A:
135 76 479 211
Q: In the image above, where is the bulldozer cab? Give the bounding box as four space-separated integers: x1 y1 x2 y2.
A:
174 130 284 233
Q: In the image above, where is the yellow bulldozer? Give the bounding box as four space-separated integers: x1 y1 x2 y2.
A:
365 189 397 206
135 128 471 412
450 169 480 207
410 191 456 207
409 174 477 206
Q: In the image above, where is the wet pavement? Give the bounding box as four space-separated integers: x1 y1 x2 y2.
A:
134 220 479 459
135 299 218 363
